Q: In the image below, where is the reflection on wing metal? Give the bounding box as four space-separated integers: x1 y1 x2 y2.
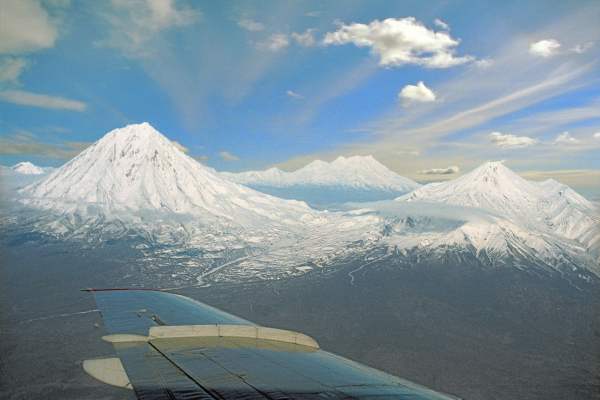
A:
85 289 462 400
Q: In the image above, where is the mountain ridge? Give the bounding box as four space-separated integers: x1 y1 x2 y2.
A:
397 161 599 262
222 155 420 192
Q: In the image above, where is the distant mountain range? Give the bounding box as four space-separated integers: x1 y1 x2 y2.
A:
5 123 599 283
221 156 419 206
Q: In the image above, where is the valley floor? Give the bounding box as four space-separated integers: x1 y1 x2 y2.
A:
1 239 599 400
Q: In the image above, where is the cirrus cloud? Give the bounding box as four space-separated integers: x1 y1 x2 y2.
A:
0 90 87 111
0 133 90 159
322 17 473 68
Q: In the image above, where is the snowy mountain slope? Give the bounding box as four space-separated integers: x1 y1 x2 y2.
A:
11 162 46 175
397 161 600 260
345 201 598 278
16 123 380 275
20 123 323 228
8 128 599 283
222 155 420 192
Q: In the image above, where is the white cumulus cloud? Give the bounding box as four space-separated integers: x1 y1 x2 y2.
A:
398 81 436 104
593 132 600 139
322 17 473 68
0 89 87 111
489 131 537 148
554 131 580 144
529 39 561 57
420 166 460 175
0 0 59 54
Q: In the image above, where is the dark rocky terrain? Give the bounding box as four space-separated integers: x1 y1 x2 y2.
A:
1 239 599 400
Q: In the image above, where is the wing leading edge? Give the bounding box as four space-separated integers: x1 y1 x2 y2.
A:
85 289 461 400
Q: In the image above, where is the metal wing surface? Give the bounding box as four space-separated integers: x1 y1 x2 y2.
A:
85 289 461 400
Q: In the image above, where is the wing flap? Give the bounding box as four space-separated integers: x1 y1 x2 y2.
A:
87 289 461 400
152 336 336 400
114 341 215 400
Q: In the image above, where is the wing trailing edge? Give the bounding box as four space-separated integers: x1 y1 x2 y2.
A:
84 289 462 400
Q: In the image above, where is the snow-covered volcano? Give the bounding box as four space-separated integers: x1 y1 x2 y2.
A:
16 123 380 276
1 162 52 194
397 161 600 260
222 155 419 206
21 123 320 228
223 155 419 191
11 162 46 175
8 130 599 283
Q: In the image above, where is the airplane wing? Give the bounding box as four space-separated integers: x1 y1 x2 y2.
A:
83 288 461 400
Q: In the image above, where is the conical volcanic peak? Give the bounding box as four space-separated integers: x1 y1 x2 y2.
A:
11 161 45 175
401 161 541 209
20 123 317 227
398 161 598 244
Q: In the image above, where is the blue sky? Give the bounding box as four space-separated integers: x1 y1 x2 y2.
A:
1 0 599 195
